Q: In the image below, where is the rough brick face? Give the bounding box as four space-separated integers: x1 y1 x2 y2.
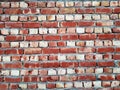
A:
0 1 119 90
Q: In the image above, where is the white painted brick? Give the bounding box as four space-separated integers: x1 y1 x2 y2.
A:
67 41 75 46
113 40 120 46
104 40 112 46
58 68 66 75
113 68 120 73
56 82 64 88
56 15 64 21
95 54 103 60
11 2 19 7
94 27 102 33
84 82 92 88
20 42 28 47
1 70 9 75
20 2 28 8
19 84 27 89
66 15 74 20
66 2 74 7
56 2 64 7
48 28 57 34
84 14 92 20
84 1 92 6
95 68 103 74
76 27 85 33
38 83 46 89
38 15 46 21
10 16 18 21
11 70 19 76
31 70 38 75
92 1 100 6
3 56 10 62
86 41 94 46
74 15 82 20
74 82 83 88
39 28 47 34
11 42 19 48
30 55 38 61
76 54 85 60
111 81 120 87
47 15 55 21
92 14 100 20
58 55 66 61
103 27 112 33
93 81 101 87
29 29 38 34
0 36 4 41
1 29 9 35
48 69 56 75
65 82 73 88
101 14 109 20
39 41 48 47
67 68 75 74
10 29 19 34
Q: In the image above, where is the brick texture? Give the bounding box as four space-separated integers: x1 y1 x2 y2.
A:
0 1 120 89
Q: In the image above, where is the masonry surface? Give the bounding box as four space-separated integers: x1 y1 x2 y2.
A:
0 1 120 90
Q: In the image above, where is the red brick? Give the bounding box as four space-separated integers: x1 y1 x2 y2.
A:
23 8 39 14
96 8 112 13
98 61 114 67
76 8 84 14
78 75 96 81
42 62 59 68
116 48 120 52
0 22 5 28
61 35 78 40
42 22 58 28
4 62 22 68
0 49 4 55
60 48 77 53
49 55 57 60
5 77 21 82
98 34 115 40
42 48 59 54
112 28 120 33
41 76 58 82
0 84 8 90
24 48 41 54
115 34 120 40
10 84 18 89
115 21 120 26
0 8 3 14
79 62 96 67
103 68 112 73
60 62 78 68
77 8 94 14
5 22 22 28
57 41 66 47
0 63 3 69
78 21 94 26
85 8 94 13
47 83 56 89
113 7 120 13
79 34 96 40
24 62 41 68
41 8 58 14
23 22 41 28
99 75 115 80
28 2 37 7
4 9 21 14
113 54 120 59
25 35 42 41
31 76 39 82
43 35 60 41
116 74 120 80
23 76 31 82
5 49 23 54
6 35 23 41
61 22 77 27
49 42 57 47
97 47 114 53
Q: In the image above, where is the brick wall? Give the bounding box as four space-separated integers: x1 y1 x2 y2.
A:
0 1 120 90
